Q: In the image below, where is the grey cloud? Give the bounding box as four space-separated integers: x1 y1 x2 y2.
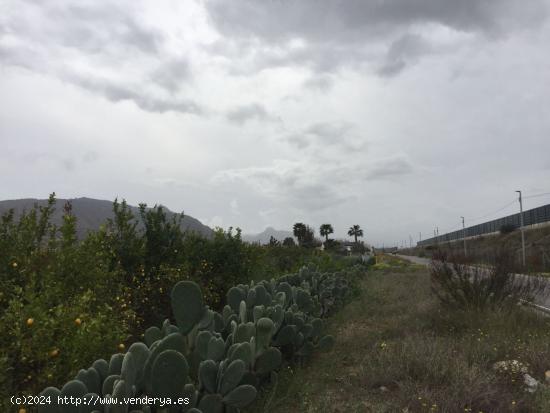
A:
68 73 203 115
205 0 548 75
206 0 547 42
303 74 334 92
285 121 366 152
213 161 351 211
30 2 162 55
62 158 75 171
306 122 354 142
0 1 203 115
83 151 99 162
226 103 272 124
214 39 371 75
378 33 432 76
366 155 415 180
150 58 191 92
286 134 310 149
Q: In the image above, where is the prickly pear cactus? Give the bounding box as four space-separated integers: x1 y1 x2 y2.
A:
171 281 205 335
39 264 360 413
151 349 190 399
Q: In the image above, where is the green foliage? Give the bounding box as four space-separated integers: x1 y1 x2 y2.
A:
292 223 307 245
34 265 363 412
430 250 544 311
319 224 334 242
347 224 364 243
0 196 129 408
2 193 363 411
282 237 295 247
171 281 204 335
268 236 280 247
181 227 254 309
292 223 317 248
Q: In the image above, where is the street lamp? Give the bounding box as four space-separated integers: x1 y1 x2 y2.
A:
461 216 467 257
516 190 526 267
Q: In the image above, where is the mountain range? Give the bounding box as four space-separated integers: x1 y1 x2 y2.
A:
0 197 214 239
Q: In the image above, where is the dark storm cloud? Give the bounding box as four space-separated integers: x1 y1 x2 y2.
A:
205 0 548 74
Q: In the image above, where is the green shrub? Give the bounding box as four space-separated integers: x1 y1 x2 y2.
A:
33 265 362 412
430 250 546 311
0 194 360 410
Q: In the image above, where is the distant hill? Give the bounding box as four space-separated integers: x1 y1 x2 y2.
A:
0 197 214 239
243 227 295 244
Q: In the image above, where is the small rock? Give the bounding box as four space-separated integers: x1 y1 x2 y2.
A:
523 373 539 393
492 360 529 374
379 386 389 392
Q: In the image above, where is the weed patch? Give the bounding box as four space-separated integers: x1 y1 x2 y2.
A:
256 257 550 412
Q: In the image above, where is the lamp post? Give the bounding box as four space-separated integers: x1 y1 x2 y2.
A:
516 190 526 267
461 216 467 257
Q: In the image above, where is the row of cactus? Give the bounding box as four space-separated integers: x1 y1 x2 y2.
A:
37 265 357 412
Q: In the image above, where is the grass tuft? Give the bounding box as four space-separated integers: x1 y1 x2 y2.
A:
250 256 550 412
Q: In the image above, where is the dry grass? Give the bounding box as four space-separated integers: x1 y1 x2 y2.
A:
249 256 550 413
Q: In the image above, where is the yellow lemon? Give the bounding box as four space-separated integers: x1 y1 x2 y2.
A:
26 318 34 327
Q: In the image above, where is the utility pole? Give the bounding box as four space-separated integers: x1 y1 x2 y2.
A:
461 216 467 257
419 232 422 242
409 235 412 248
516 190 526 267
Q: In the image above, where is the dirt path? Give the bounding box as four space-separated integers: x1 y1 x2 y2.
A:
395 254 431 266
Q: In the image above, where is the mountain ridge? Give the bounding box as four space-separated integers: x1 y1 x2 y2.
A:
0 197 214 239
242 226 295 244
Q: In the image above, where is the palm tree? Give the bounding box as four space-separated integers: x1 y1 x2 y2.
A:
293 222 307 246
319 224 334 242
348 224 363 244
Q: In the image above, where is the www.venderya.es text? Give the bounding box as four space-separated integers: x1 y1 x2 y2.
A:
12 395 190 407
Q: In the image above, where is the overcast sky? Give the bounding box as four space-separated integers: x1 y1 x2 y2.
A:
1 0 550 246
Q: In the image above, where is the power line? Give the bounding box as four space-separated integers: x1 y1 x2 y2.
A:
524 191 550 200
467 198 517 223
415 193 550 244
419 199 520 242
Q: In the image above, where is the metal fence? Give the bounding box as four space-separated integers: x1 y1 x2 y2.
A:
418 203 550 246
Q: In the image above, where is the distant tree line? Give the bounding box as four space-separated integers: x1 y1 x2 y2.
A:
269 222 368 253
